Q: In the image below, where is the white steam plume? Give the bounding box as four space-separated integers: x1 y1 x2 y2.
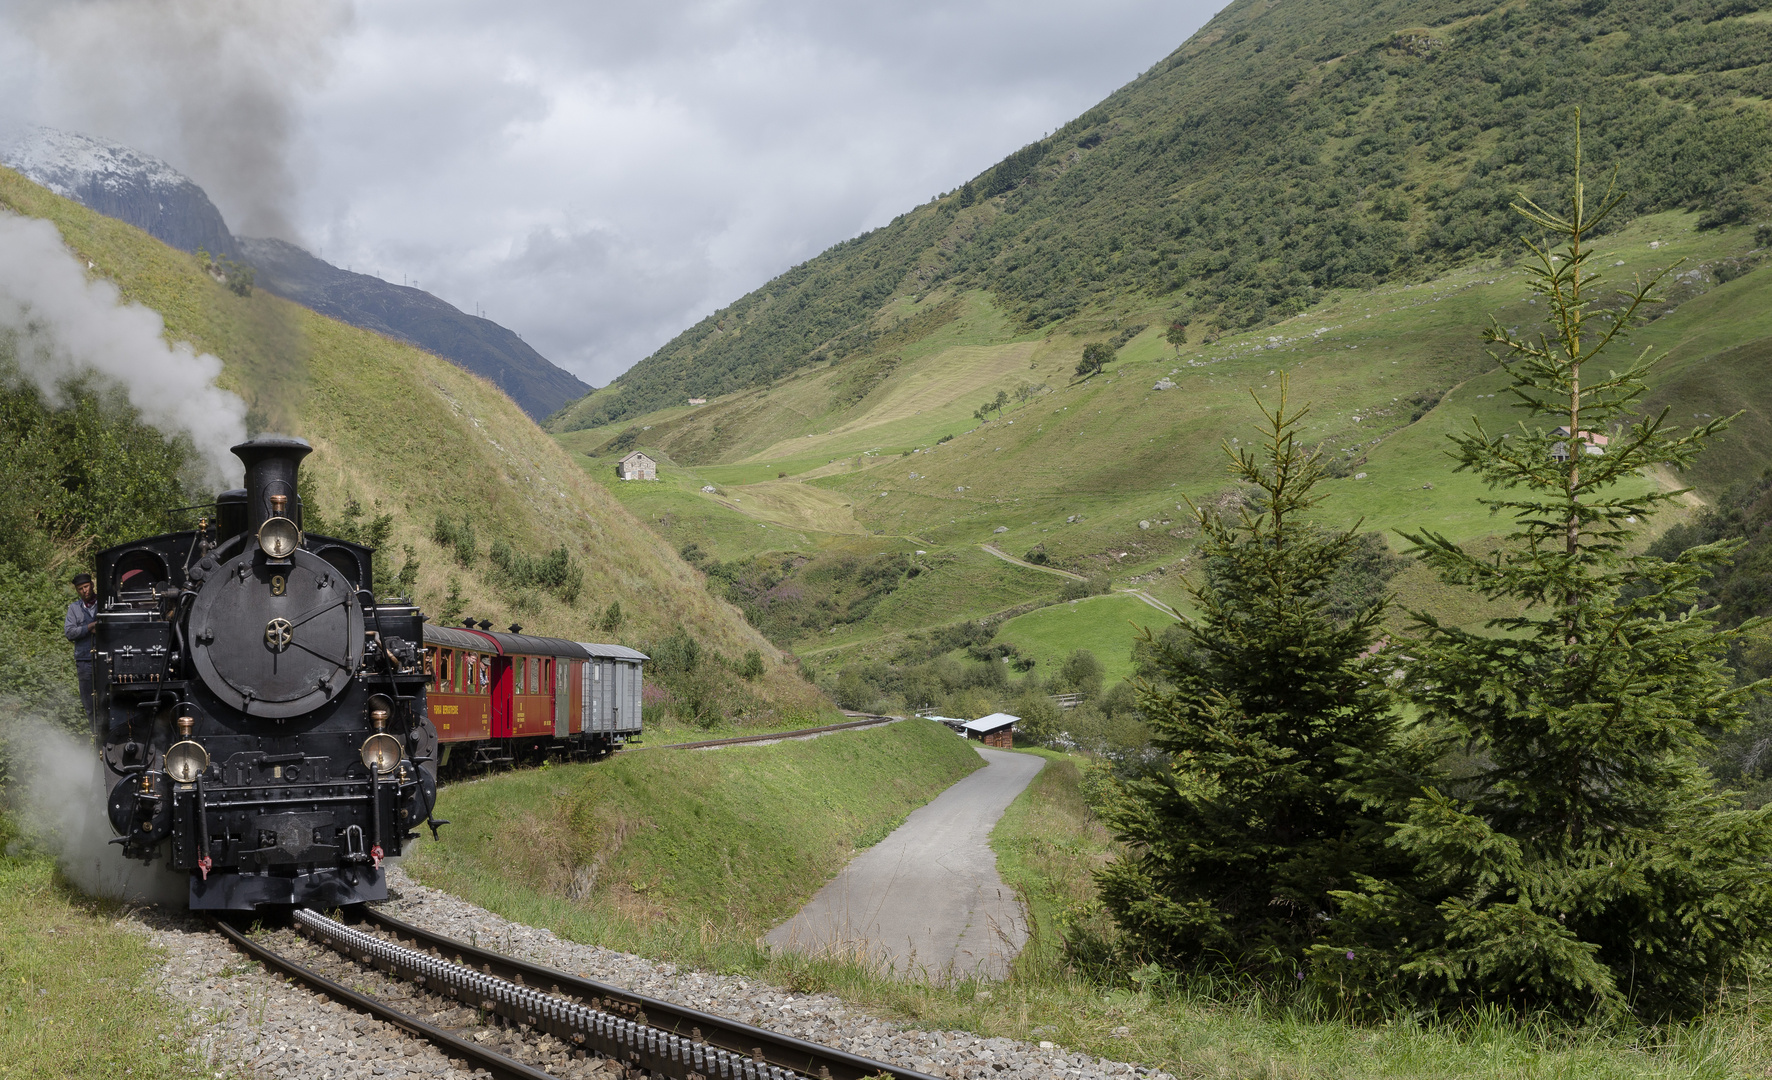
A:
0 0 351 241
0 212 248 485
2 715 188 905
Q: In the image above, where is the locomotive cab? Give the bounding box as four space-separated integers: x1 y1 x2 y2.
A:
95 435 438 909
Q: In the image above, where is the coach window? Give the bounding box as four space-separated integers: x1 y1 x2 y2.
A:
439 650 453 692
424 647 437 684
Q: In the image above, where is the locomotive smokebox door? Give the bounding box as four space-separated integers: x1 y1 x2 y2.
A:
189 547 365 718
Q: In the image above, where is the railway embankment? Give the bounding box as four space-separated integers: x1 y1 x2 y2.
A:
405 716 983 955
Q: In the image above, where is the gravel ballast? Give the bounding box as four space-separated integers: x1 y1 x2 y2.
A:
133 865 1171 1080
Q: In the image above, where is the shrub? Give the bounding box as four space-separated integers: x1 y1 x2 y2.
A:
430 513 478 568
1060 573 1111 601
1054 648 1104 699
488 540 583 605
439 575 466 624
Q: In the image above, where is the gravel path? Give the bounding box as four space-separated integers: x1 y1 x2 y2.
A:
132 865 1172 1080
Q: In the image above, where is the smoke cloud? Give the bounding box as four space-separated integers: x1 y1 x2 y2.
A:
2 714 188 905
0 212 248 485
0 0 351 240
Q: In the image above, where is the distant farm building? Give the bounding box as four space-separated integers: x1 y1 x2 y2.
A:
687 398 708 406
1551 427 1609 462
616 451 657 481
963 712 1018 748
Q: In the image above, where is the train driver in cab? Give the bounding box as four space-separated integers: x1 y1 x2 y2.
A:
64 571 98 720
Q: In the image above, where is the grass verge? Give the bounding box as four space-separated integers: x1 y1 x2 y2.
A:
410 732 1772 1077
0 811 206 1080
977 749 1772 1078
406 718 983 946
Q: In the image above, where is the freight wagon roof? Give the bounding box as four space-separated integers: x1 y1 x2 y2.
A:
575 642 649 661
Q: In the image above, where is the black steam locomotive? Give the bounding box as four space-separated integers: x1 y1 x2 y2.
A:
94 435 439 909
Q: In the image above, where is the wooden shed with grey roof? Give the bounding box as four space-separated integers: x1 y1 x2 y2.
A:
962 712 1019 748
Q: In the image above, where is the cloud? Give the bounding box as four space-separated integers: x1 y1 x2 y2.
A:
298 0 1222 386
0 0 350 240
2 0 1222 388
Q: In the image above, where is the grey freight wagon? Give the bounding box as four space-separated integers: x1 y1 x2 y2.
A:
577 642 647 750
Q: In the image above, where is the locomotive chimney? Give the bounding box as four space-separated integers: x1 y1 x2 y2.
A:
231 435 313 534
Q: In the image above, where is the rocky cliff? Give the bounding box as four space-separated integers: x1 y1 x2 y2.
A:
1 126 239 260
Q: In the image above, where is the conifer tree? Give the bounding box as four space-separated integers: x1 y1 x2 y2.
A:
1315 114 1772 1019
1095 382 1420 971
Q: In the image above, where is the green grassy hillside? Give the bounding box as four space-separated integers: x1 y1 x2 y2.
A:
0 167 828 725
407 717 981 943
539 0 1772 705
556 0 1772 432
558 209 1771 696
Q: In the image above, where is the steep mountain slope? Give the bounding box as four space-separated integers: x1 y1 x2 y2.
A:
555 0 1772 432
554 212 1772 696
0 125 240 259
1 126 590 422
238 237 590 421
0 165 822 721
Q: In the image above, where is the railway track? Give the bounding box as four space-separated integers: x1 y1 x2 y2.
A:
211 906 940 1080
646 714 902 751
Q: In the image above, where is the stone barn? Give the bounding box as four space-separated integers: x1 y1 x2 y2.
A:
616 451 657 481
963 712 1018 748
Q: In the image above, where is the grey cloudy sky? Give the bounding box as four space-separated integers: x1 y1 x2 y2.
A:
3 0 1222 387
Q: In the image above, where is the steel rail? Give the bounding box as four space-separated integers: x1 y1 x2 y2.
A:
207 915 556 1080
645 715 901 752
361 907 940 1080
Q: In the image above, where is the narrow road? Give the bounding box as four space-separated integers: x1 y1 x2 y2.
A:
981 544 1185 620
980 543 1086 580
765 747 1045 982
1121 589 1184 620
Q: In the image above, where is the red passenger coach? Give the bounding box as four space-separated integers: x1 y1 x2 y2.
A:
423 623 645 770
